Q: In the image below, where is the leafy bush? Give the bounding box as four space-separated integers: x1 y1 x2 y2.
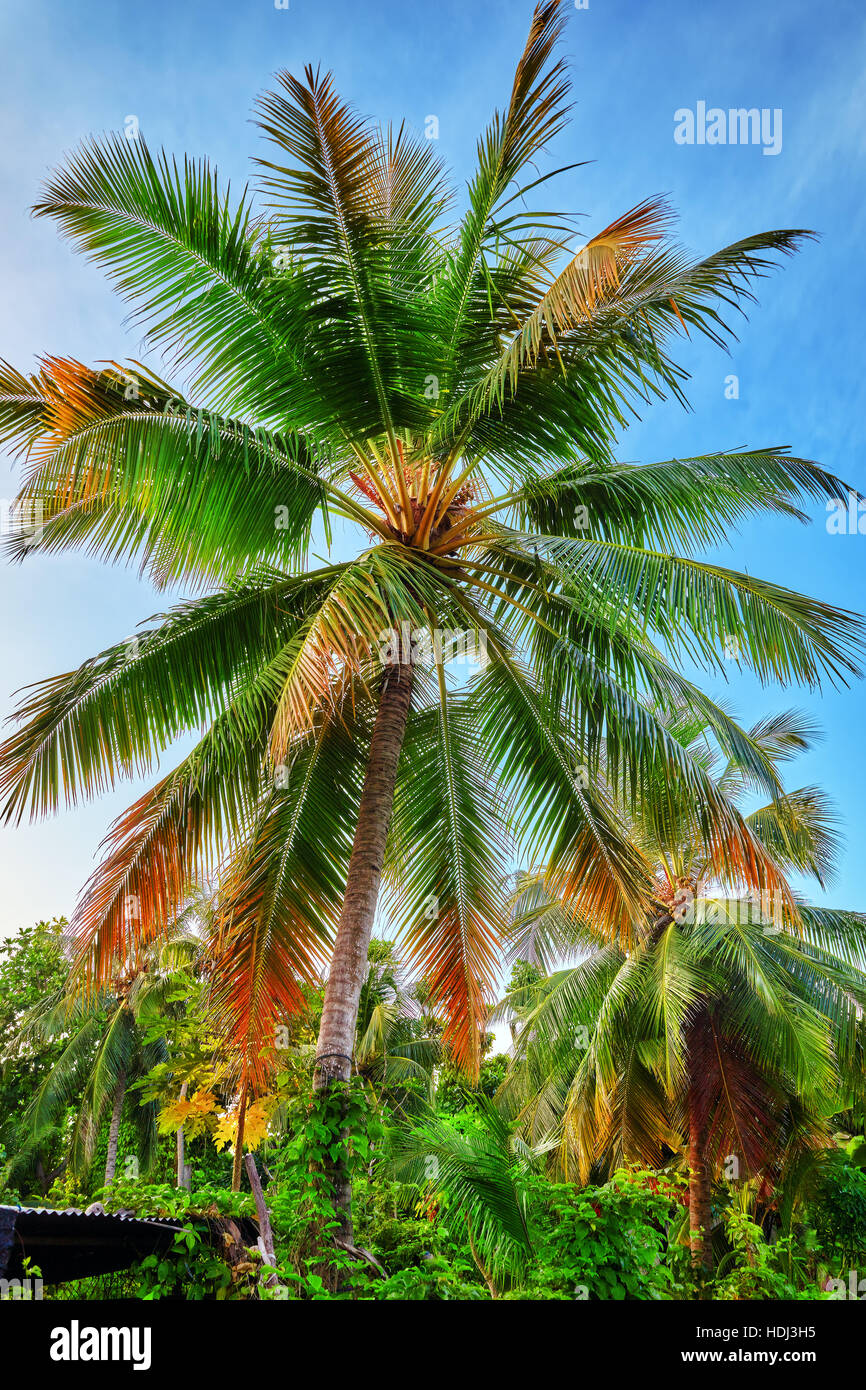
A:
503 1170 681 1301
136 1224 242 1301
376 1256 489 1300
92 1177 252 1219
436 1054 508 1114
810 1152 866 1268
364 1215 439 1272
711 1208 819 1301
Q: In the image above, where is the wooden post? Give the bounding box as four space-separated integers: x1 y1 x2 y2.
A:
244 1152 279 1289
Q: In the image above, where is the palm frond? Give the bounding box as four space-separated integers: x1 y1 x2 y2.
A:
388 685 506 1076
33 135 280 409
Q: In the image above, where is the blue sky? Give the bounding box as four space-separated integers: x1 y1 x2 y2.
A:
0 0 864 939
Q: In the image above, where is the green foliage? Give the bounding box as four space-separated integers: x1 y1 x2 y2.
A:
503 1171 680 1301
0 919 70 1061
364 1215 440 1272
0 918 72 1193
810 1152 866 1268
375 1257 489 1301
255 1083 387 1299
42 1173 90 1210
136 1225 241 1301
42 1181 257 1301
6 1015 866 1302
437 1051 508 1113
97 1178 255 1220
711 1209 818 1301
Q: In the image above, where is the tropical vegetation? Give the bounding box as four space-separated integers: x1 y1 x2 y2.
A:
0 0 864 1302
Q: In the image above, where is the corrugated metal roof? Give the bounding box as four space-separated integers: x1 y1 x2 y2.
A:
1 1204 178 1226
0 1203 258 1285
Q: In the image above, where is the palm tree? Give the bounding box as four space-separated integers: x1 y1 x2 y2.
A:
22 934 199 1187
0 0 862 1235
354 939 441 1115
499 709 866 1272
388 1094 536 1295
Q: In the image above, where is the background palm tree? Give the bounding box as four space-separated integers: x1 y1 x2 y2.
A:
497 717 866 1273
21 933 199 1187
499 709 866 1271
354 939 441 1116
388 1094 536 1295
1 0 863 1236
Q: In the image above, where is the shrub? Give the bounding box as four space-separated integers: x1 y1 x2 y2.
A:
810 1152 866 1268
503 1170 681 1301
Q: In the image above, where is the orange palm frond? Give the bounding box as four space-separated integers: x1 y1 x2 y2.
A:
206 893 313 1094
403 898 501 1079
20 355 174 486
69 777 203 989
507 197 675 367
67 725 262 989
207 694 371 1089
268 577 388 756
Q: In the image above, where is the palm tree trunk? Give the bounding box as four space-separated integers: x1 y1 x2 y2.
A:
685 1014 713 1277
104 1067 126 1187
176 1081 188 1187
314 656 414 1239
687 1101 712 1275
231 1081 249 1193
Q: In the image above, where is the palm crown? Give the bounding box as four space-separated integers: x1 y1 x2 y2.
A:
0 0 862 1160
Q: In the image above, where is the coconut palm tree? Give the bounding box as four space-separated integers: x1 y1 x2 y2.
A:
0 1 862 1236
498 709 866 1272
21 933 199 1187
354 939 441 1115
388 1094 536 1295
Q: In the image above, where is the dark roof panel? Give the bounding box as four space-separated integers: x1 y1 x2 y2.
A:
0 1204 258 1285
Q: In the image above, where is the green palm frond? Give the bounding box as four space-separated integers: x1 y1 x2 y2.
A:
33 136 281 411
389 1097 535 1285
0 567 334 822
2 359 341 586
512 448 851 552
745 787 842 886
435 0 572 378
523 532 864 687
388 683 507 1075
470 653 651 940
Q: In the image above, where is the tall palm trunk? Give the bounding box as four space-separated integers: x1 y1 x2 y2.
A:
685 1013 713 1277
104 1066 126 1187
649 905 714 1274
687 1098 712 1275
314 656 414 1239
176 1081 188 1187
231 1080 249 1193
